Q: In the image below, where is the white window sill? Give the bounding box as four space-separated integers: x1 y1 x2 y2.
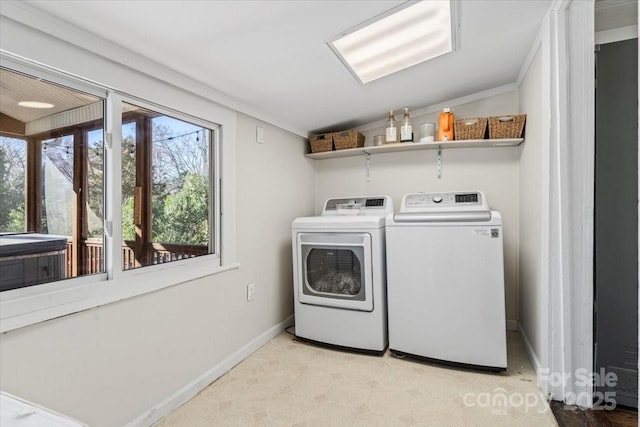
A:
0 256 240 333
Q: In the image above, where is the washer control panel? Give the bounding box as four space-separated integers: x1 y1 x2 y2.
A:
401 191 489 212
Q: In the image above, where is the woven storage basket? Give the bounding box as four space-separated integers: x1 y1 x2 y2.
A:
309 133 333 153
454 117 488 140
488 114 526 139
333 130 365 150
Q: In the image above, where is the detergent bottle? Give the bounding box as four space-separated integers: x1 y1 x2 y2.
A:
385 110 398 143
437 108 455 141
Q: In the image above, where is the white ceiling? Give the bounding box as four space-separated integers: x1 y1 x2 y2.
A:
20 0 551 135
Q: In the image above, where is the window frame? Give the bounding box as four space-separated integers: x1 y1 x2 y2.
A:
0 58 236 333
114 97 221 273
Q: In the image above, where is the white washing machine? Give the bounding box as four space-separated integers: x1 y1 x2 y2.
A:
292 196 393 354
386 191 507 371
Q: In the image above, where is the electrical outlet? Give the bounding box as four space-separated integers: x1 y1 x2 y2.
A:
247 282 255 301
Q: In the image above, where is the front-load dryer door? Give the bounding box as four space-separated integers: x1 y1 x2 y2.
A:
296 233 373 312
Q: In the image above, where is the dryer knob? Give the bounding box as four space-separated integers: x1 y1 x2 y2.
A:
433 196 443 203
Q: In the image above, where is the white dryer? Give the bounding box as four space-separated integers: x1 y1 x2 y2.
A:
386 191 507 371
292 196 393 354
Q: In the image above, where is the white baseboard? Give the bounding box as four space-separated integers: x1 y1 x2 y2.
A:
125 315 294 427
518 322 543 386
507 320 518 331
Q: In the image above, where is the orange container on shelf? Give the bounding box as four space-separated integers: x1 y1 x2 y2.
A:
437 108 455 141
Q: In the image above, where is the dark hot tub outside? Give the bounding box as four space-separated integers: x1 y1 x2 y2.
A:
0 233 67 292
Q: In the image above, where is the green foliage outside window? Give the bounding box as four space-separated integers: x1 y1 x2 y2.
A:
0 138 26 233
1 123 210 248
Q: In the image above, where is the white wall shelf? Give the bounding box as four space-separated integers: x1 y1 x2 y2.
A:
305 138 524 160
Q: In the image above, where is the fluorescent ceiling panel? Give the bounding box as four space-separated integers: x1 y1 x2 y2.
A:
329 0 454 84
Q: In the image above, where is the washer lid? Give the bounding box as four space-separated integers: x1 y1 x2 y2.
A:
387 210 502 226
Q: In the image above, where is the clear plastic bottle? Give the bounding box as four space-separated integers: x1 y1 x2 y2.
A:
400 107 413 142
385 110 398 143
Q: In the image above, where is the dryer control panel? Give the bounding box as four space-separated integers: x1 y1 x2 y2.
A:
400 191 489 213
322 196 393 216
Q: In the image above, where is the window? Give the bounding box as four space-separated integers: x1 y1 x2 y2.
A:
120 103 215 270
0 50 239 333
0 69 105 288
0 67 220 294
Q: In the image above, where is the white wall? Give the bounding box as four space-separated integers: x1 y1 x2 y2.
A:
315 91 521 326
0 114 315 427
517 46 544 365
235 113 316 325
0 16 316 427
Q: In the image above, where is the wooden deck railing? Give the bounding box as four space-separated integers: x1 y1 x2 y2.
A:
65 240 73 278
65 238 208 276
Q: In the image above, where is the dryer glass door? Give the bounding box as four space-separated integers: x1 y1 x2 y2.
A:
297 233 373 311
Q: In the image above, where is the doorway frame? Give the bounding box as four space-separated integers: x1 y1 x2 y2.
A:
539 0 596 407
541 0 639 409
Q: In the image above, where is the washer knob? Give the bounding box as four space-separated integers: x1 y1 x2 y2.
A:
433 195 443 203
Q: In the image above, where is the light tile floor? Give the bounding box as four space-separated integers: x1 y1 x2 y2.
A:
155 331 558 427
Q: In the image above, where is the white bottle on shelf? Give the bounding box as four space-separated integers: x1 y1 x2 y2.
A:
400 107 413 142
385 110 398 144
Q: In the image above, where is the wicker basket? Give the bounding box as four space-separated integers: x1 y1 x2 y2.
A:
454 117 488 140
309 133 333 153
488 114 526 139
332 130 365 150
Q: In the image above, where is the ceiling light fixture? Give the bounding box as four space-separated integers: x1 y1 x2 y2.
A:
328 0 456 84
18 101 55 109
